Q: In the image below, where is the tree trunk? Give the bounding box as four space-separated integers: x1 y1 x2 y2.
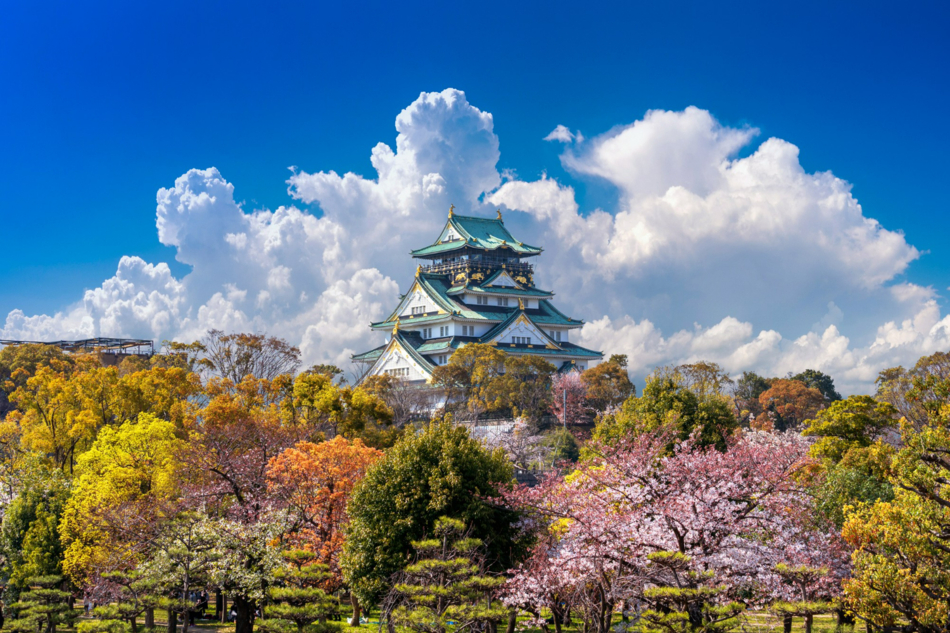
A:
350 594 361 627
506 610 517 633
221 595 228 624
215 591 222 621
130 615 138 633
783 614 793 633
836 609 855 630
805 614 814 633
145 608 155 630
552 610 562 633
233 595 256 633
167 609 177 633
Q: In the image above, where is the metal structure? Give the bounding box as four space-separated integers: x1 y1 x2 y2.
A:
0 337 154 356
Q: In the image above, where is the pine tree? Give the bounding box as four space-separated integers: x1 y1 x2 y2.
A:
640 552 744 633
82 570 162 633
7 575 77 633
770 564 836 633
388 517 506 633
259 550 339 633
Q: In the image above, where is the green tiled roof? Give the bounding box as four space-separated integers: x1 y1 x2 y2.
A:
352 345 385 362
410 214 542 258
495 342 604 358
447 285 554 298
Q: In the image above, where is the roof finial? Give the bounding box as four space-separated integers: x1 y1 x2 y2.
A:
496 208 503 221
415 264 421 278
448 204 455 218
393 319 400 335
518 297 525 310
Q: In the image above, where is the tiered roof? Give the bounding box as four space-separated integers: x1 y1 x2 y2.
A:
410 212 542 258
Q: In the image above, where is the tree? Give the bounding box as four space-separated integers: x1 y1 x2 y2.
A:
267 437 382 590
592 372 737 451
388 517 506 633
756 379 825 432
549 372 588 426
286 372 393 445
769 564 836 633
360 374 434 429
581 357 634 415
341 420 517 610
639 551 744 633
138 512 220 633
60 414 184 586
7 575 76 633
732 371 772 424
430 344 507 419
201 330 301 383
1 460 70 595
0 344 73 417
502 431 843 633
90 570 162 633
875 351 950 430
259 551 339 633
802 395 897 463
843 417 950 632
496 355 555 426
790 369 841 402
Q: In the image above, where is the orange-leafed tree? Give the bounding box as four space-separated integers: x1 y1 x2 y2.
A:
267 436 382 590
756 379 826 432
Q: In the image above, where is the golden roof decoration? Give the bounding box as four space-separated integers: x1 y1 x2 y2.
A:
448 204 454 218
496 209 503 221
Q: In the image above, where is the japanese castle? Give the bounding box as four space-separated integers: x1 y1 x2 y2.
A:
353 208 603 382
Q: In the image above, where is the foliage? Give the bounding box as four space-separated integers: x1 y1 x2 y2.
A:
502 431 845 633
733 371 772 424
756 379 826 432
640 551 744 633
341 420 517 608
431 344 508 419
540 427 580 465
875 350 950 429
769 564 836 633
580 356 634 415
361 374 435 429
0 344 73 417
1 459 70 593
89 569 162 633
496 355 556 426
592 369 738 451
287 372 393 445
802 395 897 463
843 414 950 633
789 370 842 402
60 414 184 585
388 517 506 633
259 550 339 633
7 575 76 633
267 437 382 589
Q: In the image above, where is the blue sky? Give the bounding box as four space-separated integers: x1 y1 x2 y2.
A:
1 1 948 390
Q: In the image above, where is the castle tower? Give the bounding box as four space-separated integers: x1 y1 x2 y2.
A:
352 208 603 381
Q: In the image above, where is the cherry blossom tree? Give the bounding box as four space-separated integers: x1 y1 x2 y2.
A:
501 431 849 633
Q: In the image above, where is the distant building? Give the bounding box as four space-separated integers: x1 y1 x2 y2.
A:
353 208 602 382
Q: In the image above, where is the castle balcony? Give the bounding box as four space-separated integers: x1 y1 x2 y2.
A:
420 255 534 278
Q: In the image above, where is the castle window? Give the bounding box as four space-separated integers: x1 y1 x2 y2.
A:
497 297 509 307
423 328 432 338
476 295 488 305
439 326 447 337
513 336 531 345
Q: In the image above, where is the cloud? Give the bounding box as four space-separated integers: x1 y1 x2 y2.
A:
2 91 946 393
544 124 576 143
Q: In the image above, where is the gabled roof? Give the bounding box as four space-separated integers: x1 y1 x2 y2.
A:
357 330 436 374
447 284 554 298
480 306 562 350
410 213 542 258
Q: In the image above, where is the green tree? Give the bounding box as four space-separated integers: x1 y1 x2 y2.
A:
1 460 70 597
770 564 835 633
592 371 738 451
89 570 162 633
802 395 897 463
259 550 339 633
7 575 76 633
843 397 950 632
388 517 506 633
789 369 841 402
341 420 517 609
732 371 772 423
639 552 743 633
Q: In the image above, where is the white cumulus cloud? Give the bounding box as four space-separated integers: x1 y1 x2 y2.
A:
2 91 946 392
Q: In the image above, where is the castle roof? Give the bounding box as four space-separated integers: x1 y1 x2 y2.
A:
410 213 542 258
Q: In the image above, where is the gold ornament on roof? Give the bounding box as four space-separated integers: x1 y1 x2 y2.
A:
471 272 485 281
415 265 421 278
454 272 467 284
518 297 525 310
393 320 400 334
514 275 527 285
448 204 455 218
496 209 503 221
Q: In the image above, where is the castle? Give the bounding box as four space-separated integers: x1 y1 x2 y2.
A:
353 208 603 381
